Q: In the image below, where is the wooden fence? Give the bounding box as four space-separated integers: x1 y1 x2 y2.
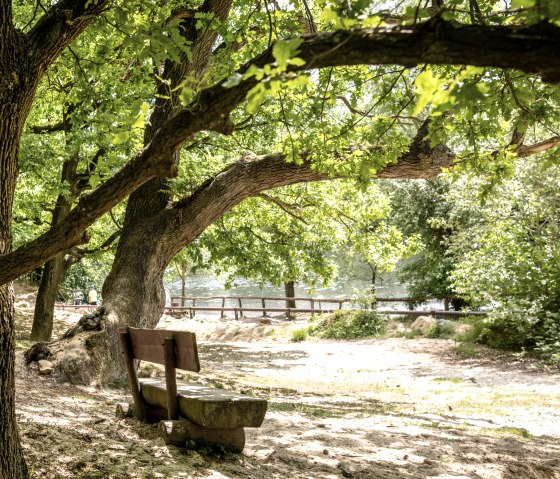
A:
167 295 487 319
54 295 487 319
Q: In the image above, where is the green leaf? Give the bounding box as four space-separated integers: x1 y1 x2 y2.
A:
511 0 535 8
111 131 130 145
222 73 243 88
272 38 303 70
179 87 194 106
246 83 268 114
413 70 441 114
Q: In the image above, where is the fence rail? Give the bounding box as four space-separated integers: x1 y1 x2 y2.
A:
165 295 486 319
54 296 487 319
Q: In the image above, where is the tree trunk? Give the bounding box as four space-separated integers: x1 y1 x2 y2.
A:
0 285 28 478
284 281 296 308
181 271 186 307
0 82 31 479
30 253 66 340
30 151 80 341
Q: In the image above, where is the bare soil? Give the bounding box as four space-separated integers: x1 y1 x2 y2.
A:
13 284 560 479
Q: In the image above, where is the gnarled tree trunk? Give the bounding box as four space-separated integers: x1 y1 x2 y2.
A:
0 40 35 479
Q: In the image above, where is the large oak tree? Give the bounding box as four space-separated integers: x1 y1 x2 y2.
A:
1 0 560 476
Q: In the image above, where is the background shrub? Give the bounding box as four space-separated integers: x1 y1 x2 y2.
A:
309 310 387 339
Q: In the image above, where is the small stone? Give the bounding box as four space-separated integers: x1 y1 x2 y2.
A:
338 462 354 478
37 360 53 375
323 449 329 455
106 399 115 406
259 318 272 325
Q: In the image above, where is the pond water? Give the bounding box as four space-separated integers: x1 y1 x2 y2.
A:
165 274 442 316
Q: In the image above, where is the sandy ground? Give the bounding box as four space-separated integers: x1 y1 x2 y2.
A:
12 283 560 479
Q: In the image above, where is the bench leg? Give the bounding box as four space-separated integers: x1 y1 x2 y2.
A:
158 419 245 452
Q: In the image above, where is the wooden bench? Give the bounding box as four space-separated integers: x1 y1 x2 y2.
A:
117 327 267 452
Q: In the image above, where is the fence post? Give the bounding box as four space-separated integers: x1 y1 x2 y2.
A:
238 298 243 318
262 298 267 317
192 298 196 317
221 297 226 317
234 308 239 321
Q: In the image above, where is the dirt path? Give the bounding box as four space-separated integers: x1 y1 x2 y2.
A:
14 307 560 479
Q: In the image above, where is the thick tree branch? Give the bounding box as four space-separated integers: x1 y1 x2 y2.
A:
27 0 109 74
30 121 69 134
0 145 178 285
153 19 560 156
74 230 121 257
2 20 559 285
517 136 560 157
160 121 453 258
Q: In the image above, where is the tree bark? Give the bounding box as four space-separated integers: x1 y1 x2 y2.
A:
0 19 32 474
285 281 296 310
31 154 76 341
0 4 109 475
181 270 187 308
30 253 66 340
0 284 28 478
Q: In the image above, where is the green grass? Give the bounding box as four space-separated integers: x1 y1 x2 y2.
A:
453 341 479 358
492 426 534 439
291 327 308 342
432 377 465 384
268 400 396 417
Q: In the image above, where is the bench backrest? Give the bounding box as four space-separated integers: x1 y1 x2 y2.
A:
124 327 200 372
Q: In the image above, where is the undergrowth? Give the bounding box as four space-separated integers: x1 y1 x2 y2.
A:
308 310 387 340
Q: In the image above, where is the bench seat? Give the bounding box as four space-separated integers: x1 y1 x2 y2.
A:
139 377 267 429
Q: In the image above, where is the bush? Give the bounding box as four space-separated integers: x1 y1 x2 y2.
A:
308 310 387 340
466 303 541 351
534 312 560 366
454 305 560 367
291 328 308 342
424 320 456 339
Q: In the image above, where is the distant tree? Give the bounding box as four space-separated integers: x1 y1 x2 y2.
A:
389 178 468 309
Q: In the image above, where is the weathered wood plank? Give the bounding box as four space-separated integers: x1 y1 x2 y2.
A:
128 328 200 372
158 419 245 452
118 328 147 420
164 337 179 420
140 378 267 429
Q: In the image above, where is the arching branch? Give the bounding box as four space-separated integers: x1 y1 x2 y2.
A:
27 0 109 73
1 19 559 285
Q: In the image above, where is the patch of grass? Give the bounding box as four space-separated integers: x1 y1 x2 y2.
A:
308 310 387 340
269 402 344 418
494 426 534 439
394 329 421 339
432 377 465 384
269 400 395 417
453 341 479 358
291 327 308 342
